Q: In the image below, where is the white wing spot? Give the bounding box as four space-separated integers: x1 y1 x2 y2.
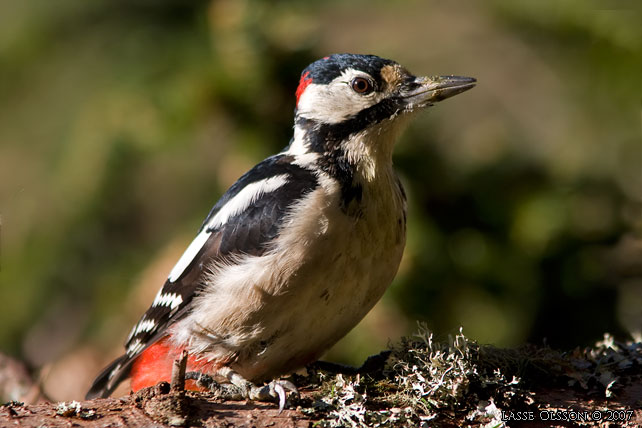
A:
126 316 157 342
133 318 156 336
152 291 183 309
126 339 144 356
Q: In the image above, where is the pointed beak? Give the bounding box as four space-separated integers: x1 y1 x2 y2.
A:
401 75 476 108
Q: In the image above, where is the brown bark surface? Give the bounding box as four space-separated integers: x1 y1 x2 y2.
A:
1 380 641 428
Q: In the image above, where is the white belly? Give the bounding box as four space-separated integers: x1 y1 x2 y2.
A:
171 174 406 381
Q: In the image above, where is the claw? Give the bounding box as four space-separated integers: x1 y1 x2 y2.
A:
249 379 299 412
274 379 299 412
274 382 286 412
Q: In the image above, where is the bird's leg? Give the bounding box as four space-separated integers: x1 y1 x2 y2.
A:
185 370 215 389
185 371 246 400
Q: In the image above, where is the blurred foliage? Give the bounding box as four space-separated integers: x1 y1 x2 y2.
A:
1 0 640 376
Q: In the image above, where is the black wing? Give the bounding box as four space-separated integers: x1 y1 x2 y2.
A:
86 153 319 398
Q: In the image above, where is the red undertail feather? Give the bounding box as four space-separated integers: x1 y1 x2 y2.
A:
130 337 219 392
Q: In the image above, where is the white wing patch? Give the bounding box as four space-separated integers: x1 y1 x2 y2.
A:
167 174 290 283
206 174 289 229
168 229 211 282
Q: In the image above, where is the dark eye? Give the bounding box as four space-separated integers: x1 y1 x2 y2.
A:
351 77 373 94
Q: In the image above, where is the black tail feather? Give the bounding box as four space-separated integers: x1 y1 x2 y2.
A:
85 354 131 399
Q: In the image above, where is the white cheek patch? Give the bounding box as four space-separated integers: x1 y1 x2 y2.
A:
297 69 384 124
167 174 290 282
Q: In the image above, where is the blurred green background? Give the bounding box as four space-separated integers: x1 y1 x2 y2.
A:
1 0 641 399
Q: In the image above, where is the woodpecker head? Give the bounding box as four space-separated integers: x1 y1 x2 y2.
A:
291 54 475 177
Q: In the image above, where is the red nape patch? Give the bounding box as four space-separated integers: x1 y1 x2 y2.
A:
295 71 313 106
130 338 220 392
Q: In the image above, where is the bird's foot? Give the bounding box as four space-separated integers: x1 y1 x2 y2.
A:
248 379 299 412
186 369 298 412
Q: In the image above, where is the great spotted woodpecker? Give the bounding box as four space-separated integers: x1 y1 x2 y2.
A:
86 54 475 405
